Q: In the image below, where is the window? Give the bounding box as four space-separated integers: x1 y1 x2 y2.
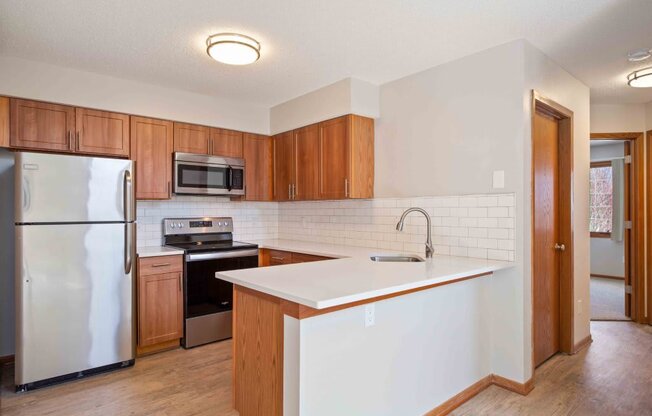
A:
589 161 612 238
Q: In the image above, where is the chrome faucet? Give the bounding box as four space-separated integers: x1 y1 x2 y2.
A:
396 207 434 258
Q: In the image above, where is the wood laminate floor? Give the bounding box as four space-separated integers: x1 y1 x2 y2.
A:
1 322 650 415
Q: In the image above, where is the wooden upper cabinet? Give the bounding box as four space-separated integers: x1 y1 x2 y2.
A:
211 128 243 158
294 124 320 200
273 131 295 201
173 122 210 155
10 99 75 152
243 133 273 201
319 115 374 200
75 108 130 157
319 116 350 199
0 97 8 148
131 116 173 200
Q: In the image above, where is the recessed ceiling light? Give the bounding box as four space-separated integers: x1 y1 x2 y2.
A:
206 33 260 65
627 48 651 62
627 66 652 88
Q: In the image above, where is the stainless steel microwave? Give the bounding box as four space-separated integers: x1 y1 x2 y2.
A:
173 152 245 196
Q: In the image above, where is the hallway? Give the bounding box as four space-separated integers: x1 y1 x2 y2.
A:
453 321 652 415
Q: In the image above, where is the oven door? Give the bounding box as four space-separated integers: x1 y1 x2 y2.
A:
183 249 258 347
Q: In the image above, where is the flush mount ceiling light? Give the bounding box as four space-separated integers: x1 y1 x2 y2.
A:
627 66 652 88
627 48 651 62
206 33 260 65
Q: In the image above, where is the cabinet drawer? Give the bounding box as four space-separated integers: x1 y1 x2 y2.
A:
267 249 293 266
139 255 183 276
291 252 333 263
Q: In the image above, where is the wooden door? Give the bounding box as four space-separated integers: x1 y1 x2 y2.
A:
294 124 320 200
131 116 173 200
273 131 295 201
138 271 183 346
211 128 243 158
173 122 210 155
75 108 130 157
10 99 75 152
319 116 350 199
243 133 273 201
533 111 561 367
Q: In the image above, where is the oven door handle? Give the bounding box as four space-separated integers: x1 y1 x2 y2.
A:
185 249 259 262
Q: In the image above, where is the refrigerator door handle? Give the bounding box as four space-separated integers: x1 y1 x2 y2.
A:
123 170 134 222
125 223 134 274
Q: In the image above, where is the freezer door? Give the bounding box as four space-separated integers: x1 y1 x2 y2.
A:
15 152 134 224
15 223 135 385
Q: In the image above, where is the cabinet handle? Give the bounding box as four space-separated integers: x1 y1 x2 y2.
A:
209 139 212 154
292 184 296 200
288 184 291 200
345 179 349 198
76 131 80 151
270 256 285 261
179 274 182 291
151 263 171 267
168 181 171 197
68 131 73 150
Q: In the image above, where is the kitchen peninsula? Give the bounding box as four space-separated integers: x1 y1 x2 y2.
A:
217 240 513 416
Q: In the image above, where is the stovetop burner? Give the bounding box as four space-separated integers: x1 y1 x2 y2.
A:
162 217 258 253
166 240 258 253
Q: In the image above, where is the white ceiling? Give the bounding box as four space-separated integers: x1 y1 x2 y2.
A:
1 0 651 106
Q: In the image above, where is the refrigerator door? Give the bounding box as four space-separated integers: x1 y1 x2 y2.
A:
15 222 135 385
15 152 134 224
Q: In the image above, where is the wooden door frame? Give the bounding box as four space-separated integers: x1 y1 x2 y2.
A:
648 130 652 325
591 132 645 324
531 91 574 371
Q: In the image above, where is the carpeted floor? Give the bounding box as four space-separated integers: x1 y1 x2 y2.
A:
590 277 628 321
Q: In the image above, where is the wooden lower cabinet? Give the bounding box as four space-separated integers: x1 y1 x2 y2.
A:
259 248 333 267
137 255 183 356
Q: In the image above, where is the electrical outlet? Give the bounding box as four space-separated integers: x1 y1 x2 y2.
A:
492 170 505 189
365 303 375 327
578 299 583 315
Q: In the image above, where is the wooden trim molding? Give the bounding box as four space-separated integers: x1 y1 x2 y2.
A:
491 374 534 395
0 354 14 365
0 96 9 148
425 376 493 416
590 273 625 280
647 130 652 324
590 231 611 239
572 334 593 354
425 374 534 416
590 160 611 169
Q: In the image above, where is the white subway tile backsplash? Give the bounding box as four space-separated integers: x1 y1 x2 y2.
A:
278 193 515 261
137 193 515 262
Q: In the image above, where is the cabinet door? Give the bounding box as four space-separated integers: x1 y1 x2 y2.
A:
173 122 210 155
138 271 183 347
319 116 350 200
295 124 320 200
273 131 295 201
211 128 243 158
291 252 333 263
243 133 273 201
131 116 173 200
10 99 75 152
75 108 130 157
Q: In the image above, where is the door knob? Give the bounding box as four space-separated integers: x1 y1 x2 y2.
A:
554 243 566 252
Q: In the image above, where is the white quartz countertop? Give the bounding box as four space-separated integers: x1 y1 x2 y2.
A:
217 239 513 309
137 246 185 258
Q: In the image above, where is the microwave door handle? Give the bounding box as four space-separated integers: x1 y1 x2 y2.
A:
227 166 233 191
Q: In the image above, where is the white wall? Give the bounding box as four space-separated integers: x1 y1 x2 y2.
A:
289 276 492 416
590 104 647 133
269 78 379 134
0 56 270 134
590 142 625 278
0 150 15 357
524 41 591 359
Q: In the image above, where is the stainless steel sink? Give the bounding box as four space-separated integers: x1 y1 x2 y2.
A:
370 255 425 263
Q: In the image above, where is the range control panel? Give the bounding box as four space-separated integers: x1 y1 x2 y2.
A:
163 217 234 235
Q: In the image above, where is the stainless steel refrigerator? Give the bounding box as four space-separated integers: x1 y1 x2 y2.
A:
14 152 136 391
